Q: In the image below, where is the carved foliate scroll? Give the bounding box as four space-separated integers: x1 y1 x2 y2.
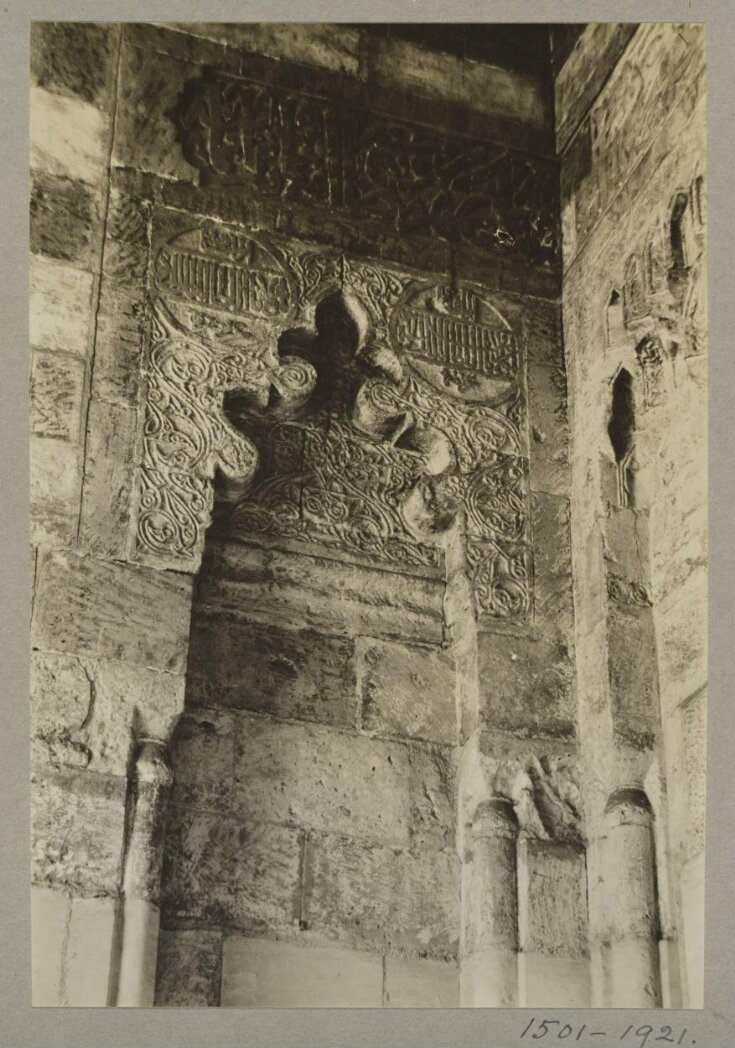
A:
223 260 531 622
132 217 319 570
133 210 531 617
135 301 316 569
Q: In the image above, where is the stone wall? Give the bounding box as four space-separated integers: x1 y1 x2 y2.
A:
29 21 705 1010
556 22 706 1008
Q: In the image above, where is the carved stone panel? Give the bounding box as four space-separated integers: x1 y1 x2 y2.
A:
169 71 558 270
132 211 532 619
222 255 531 623
132 213 319 571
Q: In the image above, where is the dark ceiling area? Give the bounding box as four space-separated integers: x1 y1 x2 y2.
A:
357 23 585 80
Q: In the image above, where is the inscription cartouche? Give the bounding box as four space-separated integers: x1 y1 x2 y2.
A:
153 222 294 321
390 283 520 403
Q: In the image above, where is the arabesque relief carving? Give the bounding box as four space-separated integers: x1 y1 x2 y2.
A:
135 213 531 619
134 227 317 568
170 72 557 268
222 261 531 621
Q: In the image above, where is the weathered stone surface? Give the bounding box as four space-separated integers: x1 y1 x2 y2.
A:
160 805 302 934
31 765 127 896
155 929 223 1006
221 936 383 1008
30 350 86 442
518 839 588 958
113 43 199 181
604 507 652 587
528 361 570 496
30 255 94 357
407 743 456 853
357 637 455 744
169 709 235 813
384 955 459 1007
30 436 82 547
30 173 103 269
162 22 361 77
31 650 92 769
90 283 147 409
83 659 186 776
302 832 460 959
233 715 411 846
606 603 659 736
531 492 574 637
31 22 119 107
32 548 193 673
30 86 109 185
555 23 638 151
31 886 70 1006
78 400 138 560
199 542 445 645
367 37 548 128
518 954 591 1008
187 614 357 729
64 895 117 1006
679 688 707 862
477 632 576 737
560 25 704 265
524 299 565 370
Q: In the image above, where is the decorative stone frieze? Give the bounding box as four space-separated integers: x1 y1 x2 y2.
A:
169 71 558 269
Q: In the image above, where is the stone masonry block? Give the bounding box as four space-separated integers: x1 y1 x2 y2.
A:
186 613 357 729
30 254 95 357
385 955 459 1007
531 492 574 638
30 436 83 548
31 650 92 767
161 23 361 77
233 715 411 846
407 743 456 852
161 805 302 935
199 540 445 645
518 839 588 958
155 929 223 1006
477 631 576 738
607 603 659 738
90 283 147 409
31 886 70 1006
357 637 455 745
524 298 564 369
528 361 570 497
78 399 138 560
31 765 127 896
31 350 86 442
31 22 119 108
30 86 109 185
302 832 460 960
112 42 199 181
32 547 193 673
221 936 382 1008
64 895 117 1006
169 708 236 813
31 172 103 270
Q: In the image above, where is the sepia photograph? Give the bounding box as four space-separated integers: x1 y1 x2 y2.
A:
26 18 709 1012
